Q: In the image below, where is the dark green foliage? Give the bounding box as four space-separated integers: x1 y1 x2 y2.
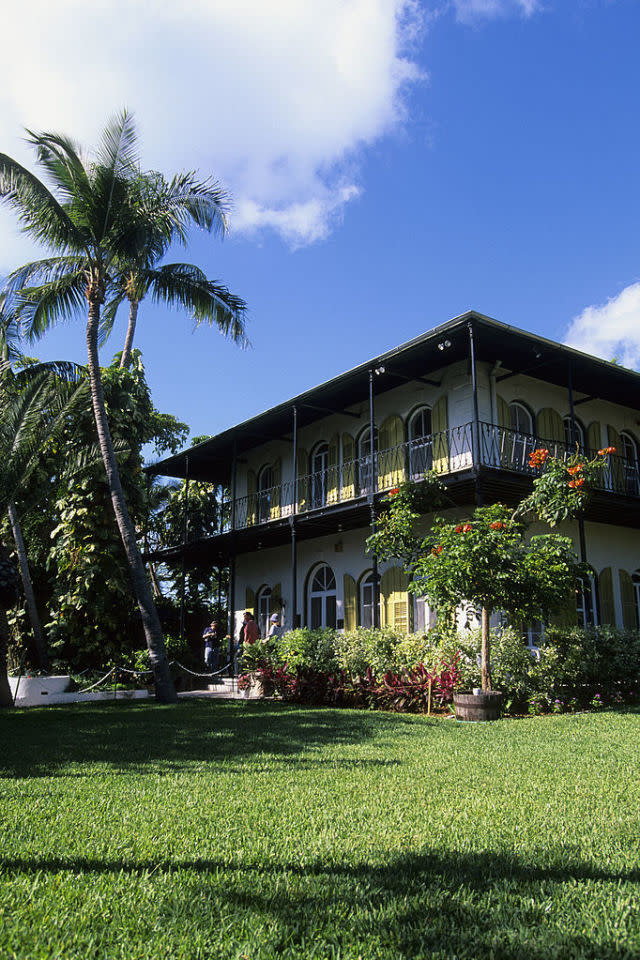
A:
1 702 640 959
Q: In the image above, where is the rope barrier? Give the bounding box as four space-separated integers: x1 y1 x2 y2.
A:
172 661 232 680
78 667 116 693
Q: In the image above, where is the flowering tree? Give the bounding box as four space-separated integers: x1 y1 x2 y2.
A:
367 445 614 691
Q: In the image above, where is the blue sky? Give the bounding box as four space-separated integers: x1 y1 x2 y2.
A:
2 0 640 449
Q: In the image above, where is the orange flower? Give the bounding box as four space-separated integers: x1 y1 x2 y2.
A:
463 523 472 533
598 446 616 456
568 478 585 488
388 488 400 497
489 521 505 530
455 524 464 533
528 447 550 468
431 545 443 556
567 464 584 475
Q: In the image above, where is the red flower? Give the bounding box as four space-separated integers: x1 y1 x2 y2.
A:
431 545 443 556
598 446 616 456
528 447 550 469
388 487 400 497
568 478 585 488
567 464 584 475
463 523 472 533
489 521 505 530
455 524 464 533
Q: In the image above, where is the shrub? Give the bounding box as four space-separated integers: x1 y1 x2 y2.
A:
275 628 339 673
334 627 404 677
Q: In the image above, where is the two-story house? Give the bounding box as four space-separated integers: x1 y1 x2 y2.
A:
149 311 640 648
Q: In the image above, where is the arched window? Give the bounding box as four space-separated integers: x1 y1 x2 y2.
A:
310 442 329 509
257 465 273 522
308 564 337 629
359 571 376 628
357 427 378 495
563 417 585 452
621 432 640 495
509 402 535 470
408 407 433 479
577 575 598 628
257 586 272 638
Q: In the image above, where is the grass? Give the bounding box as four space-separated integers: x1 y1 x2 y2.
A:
1 702 639 959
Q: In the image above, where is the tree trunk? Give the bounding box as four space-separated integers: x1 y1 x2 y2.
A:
0 605 13 708
481 606 492 691
86 298 177 703
7 502 48 671
119 300 139 369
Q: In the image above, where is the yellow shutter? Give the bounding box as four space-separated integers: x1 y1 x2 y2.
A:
607 426 623 490
270 458 281 519
496 395 510 429
432 396 449 474
377 415 405 491
246 469 257 527
619 569 638 630
327 434 340 504
599 567 615 625
587 421 601 456
380 567 409 631
343 574 356 631
537 408 564 453
342 433 356 501
296 448 308 512
245 587 255 615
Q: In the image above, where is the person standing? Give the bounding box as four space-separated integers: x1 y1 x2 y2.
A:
243 611 260 646
267 612 284 642
202 619 222 672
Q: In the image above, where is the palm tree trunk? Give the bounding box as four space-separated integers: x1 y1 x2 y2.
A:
7 502 48 671
119 300 138 369
481 606 492 691
86 298 177 703
0 605 13 708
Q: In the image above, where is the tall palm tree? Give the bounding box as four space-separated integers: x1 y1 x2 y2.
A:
0 112 246 702
0 362 87 706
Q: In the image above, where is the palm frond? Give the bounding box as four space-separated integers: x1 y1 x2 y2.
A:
17 271 88 341
98 296 123 346
145 263 248 345
0 154 86 254
25 129 92 208
92 110 139 244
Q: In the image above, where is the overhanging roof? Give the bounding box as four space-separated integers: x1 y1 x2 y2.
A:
148 310 640 483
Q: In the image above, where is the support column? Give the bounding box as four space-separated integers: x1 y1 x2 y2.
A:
179 455 190 646
291 405 299 629
568 359 587 563
228 553 236 674
369 370 380 628
468 320 483 506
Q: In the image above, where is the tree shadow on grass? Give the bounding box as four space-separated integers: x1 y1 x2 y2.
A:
2 847 637 959
0 700 433 779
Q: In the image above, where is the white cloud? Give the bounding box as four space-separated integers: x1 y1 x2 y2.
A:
452 0 541 23
564 282 640 370
0 0 425 263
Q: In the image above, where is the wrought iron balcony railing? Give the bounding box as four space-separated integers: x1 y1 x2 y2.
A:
171 421 640 543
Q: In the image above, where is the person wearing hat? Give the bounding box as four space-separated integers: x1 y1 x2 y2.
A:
266 612 284 642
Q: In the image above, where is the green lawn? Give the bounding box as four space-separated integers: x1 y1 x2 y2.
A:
1 702 639 960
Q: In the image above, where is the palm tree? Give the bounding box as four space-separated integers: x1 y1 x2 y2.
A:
0 111 246 703
0 362 87 706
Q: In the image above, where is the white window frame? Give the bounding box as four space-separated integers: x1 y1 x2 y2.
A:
257 586 272 638
360 572 375 628
308 564 337 629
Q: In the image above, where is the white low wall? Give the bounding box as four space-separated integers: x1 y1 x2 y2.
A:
9 675 151 708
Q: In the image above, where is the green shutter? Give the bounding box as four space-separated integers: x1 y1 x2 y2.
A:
246 469 257 527
343 574 356 631
432 397 449 474
587 421 601 456
327 435 340 504
296 448 308 512
599 567 615 625
342 433 356 500
537 408 564 451
619 569 638 630
378 415 405 490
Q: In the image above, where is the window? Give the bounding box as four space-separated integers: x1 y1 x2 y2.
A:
523 620 544 652
413 597 436 633
408 407 433 479
257 586 271 638
310 443 329 509
357 428 378 495
563 417 585 452
257 465 273 522
577 575 598 628
308 564 337 629
621 432 640 495
508 402 535 470
360 572 376 628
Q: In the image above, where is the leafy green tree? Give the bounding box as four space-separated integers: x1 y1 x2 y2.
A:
0 112 245 701
0 363 86 706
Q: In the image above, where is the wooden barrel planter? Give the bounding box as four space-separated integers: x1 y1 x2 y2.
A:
454 691 503 722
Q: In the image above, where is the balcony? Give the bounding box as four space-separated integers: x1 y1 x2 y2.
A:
225 421 640 532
